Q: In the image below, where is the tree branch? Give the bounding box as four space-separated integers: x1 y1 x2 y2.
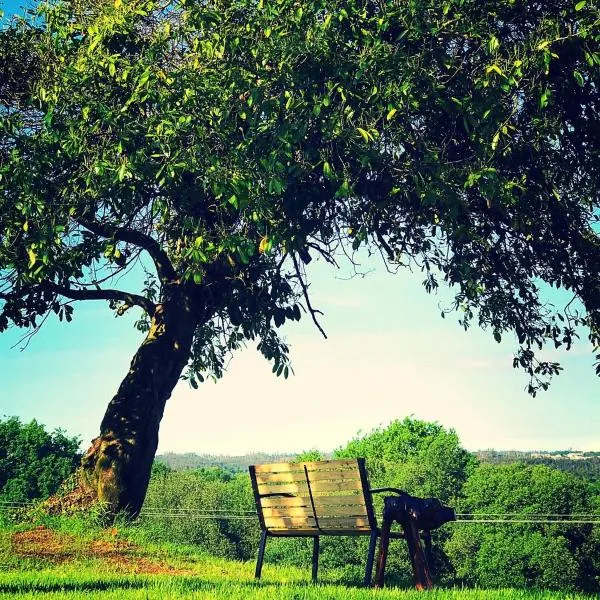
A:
76 217 178 283
44 282 156 315
291 252 327 339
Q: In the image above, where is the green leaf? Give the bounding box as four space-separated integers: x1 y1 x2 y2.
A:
485 64 504 76
575 0 586 10
322 161 332 179
27 247 36 268
488 36 500 54
117 162 128 181
356 127 371 142
491 131 500 150
573 70 584 87
386 108 397 121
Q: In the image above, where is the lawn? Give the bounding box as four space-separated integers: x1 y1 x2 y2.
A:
0 522 593 599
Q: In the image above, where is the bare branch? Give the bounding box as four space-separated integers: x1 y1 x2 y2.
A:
76 217 178 283
291 252 327 339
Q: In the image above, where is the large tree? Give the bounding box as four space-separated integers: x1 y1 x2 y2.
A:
1 0 598 516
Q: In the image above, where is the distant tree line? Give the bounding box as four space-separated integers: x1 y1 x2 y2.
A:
155 452 302 473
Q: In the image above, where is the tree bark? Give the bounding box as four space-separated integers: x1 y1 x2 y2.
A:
80 284 202 517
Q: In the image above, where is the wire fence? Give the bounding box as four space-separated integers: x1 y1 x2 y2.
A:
2 500 600 524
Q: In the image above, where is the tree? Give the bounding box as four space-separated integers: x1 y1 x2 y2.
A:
445 463 599 591
1 0 598 516
335 417 476 503
0 416 81 503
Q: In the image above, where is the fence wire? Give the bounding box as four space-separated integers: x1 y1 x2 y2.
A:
1 501 599 524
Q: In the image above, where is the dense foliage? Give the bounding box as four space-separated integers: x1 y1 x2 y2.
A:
1 0 598 385
0 416 81 503
446 464 598 591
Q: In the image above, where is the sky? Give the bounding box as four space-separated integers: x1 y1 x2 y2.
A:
1 1 598 456
1 251 598 456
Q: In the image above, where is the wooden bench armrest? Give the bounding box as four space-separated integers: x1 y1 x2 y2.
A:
370 487 405 495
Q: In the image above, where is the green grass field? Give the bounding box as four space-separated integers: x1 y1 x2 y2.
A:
0 520 594 599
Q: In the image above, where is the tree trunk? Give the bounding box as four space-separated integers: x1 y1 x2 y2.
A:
80 285 202 517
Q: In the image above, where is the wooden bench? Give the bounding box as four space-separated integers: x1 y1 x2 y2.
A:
249 458 402 585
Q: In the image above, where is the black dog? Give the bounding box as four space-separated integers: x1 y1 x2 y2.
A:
382 492 456 531
374 489 455 588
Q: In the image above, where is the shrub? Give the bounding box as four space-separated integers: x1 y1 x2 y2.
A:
0 416 80 503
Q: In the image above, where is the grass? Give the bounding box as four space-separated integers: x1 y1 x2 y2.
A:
0 517 595 599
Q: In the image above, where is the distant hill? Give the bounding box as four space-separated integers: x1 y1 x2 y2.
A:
476 450 600 482
155 452 299 472
155 449 600 482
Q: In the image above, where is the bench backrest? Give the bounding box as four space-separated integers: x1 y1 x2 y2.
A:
249 458 376 536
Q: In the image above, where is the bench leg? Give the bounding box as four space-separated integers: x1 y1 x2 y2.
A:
364 530 378 586
374 516 392 588
312 536 320 583
255 530 268 580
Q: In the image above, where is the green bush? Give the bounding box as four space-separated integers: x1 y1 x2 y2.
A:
139 468 258 560
334 417 477 504
0 416 81 503
444 463 600 591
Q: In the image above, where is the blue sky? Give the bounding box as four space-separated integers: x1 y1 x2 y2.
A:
1 253 598 455
1 0 598 455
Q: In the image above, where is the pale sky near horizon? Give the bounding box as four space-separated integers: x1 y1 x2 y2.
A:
0 0 598 456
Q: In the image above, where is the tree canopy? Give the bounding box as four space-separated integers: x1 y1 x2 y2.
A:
335 417 476 503
1 0 599 389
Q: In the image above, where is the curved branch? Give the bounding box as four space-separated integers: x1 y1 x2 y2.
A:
76 217 178 283
44 282 156 315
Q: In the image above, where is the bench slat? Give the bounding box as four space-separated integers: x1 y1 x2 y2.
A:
313 495 367 507
262 504 368 519
268 528 372 537
257 479 364 496
264 516 316 528
254 459 358 474
262 506 314 518
255 472 310 485
318 505 368 517
308 469 361 482
256 468 361 485
318 517 371 528
259 496 311 508
260 495 367 508
264 516 371 530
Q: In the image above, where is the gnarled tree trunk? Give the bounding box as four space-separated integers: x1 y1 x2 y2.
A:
80 285 202 517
